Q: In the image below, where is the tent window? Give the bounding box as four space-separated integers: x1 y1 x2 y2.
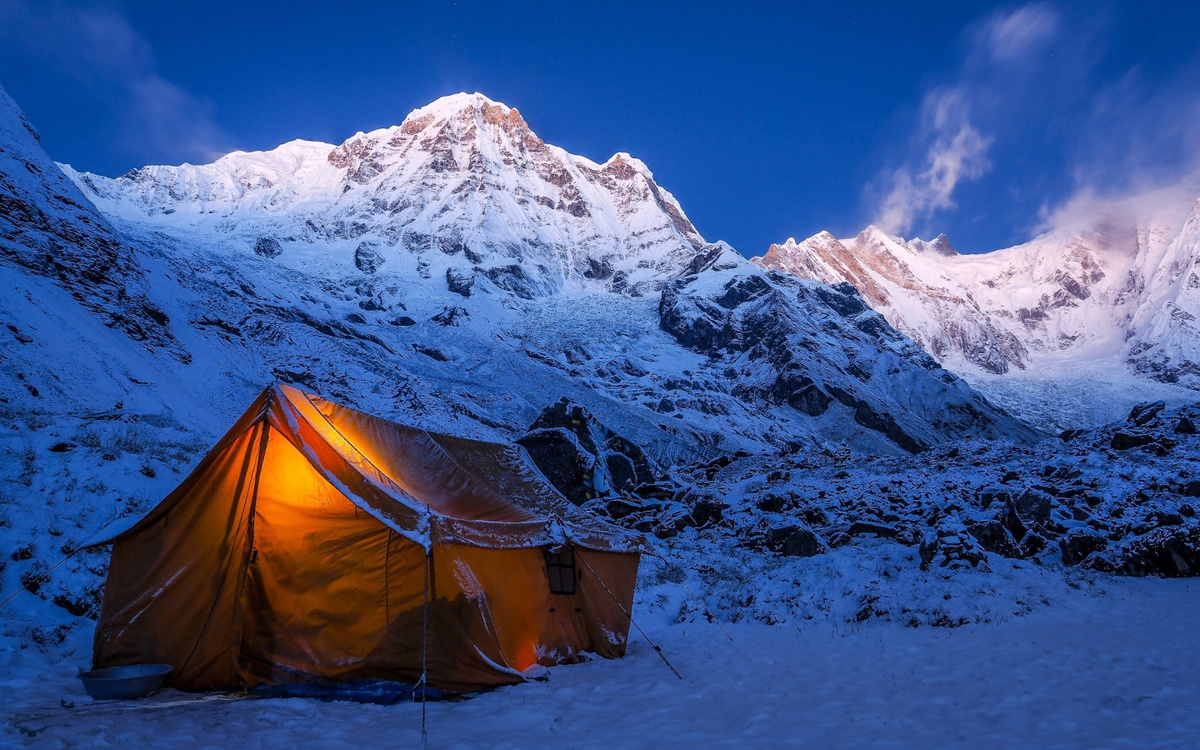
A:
545 547 576 596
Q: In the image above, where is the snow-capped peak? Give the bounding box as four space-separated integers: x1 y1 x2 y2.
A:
64 92 709 294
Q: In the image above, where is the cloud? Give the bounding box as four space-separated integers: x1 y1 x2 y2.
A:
875 89 993 235
0 0 227 166
983 3 1059 63
871 4 1062 236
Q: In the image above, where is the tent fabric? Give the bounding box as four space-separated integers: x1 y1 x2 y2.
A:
91 384 644 693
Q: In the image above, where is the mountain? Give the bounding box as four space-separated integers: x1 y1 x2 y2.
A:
753 213 1200 424
41 91 1034 459
62 92 704 298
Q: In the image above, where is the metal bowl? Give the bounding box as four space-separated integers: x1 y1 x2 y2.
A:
78 664 173 700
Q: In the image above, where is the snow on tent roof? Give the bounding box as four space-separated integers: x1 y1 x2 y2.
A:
88 383 645 553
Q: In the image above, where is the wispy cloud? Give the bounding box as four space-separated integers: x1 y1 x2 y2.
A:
871 3 1062 236
0 0 228 166
875 89 993 236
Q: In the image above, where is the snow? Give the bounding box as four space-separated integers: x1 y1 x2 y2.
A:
3 570 1198 748
754 214 1200 411
5 82 1200 750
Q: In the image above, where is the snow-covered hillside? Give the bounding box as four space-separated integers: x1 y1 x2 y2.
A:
38 90 1033 457
753 215 1200 424
63 92 705 297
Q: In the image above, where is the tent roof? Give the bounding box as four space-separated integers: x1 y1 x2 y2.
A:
89 384 645 553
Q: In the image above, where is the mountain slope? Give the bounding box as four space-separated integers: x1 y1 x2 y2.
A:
42 91 1036 458
63 93 705 298
753 211 1200 407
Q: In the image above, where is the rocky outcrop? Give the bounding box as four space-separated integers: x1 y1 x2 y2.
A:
753 214 1200 392
254 236 283 258
354 242 384 274
658 249 1039 453
0 86 182 359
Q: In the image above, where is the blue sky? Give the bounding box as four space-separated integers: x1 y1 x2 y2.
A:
1 0 1198 254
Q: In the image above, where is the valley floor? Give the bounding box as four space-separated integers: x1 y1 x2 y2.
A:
3 575 1198 749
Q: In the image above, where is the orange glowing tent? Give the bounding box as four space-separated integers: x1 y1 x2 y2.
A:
88 384 643 694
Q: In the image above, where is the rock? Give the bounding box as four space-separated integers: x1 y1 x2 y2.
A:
345 312 368 324
431 306 468 326
446 267 475 297
1118 525 1200 577
1060 530 1107 566
517 428 595 506
605 499 654 520
765 524 827 558
964 518 1022 558
756 494 787 513
253 236 283 257
1174 416 1197 435
848 520 898 538
483 264 543 299
1019 532 1048 558
798 507 829 526
773 374 833 417
1014 490 1051 527
354 242 384 274
411 344 449 361
389 316 417 327
47 441 76 453
690 499 728 528
1128 401 1166 426
1111 431 1154 450
1180 481 1200 498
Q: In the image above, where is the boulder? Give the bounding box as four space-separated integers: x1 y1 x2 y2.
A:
1060 530 1107 566
1111 431 1154 450
446 267 475 297
1128 401 1165 427
690 499 728 527
253 236 283 258
354 242 384 274
1014 490 1052 527
431 306 468 326
964 518 1022 559
765 524 827 558
1174 416 1197 435
516 428 595 506
1118 525 1200 577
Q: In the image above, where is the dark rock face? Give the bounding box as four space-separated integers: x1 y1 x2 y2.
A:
1175 416 1197 435
1118 526 1200 577
431 306 468 326
517 428 595 505
254 236 283 258
354 242 384 274
0 88 181 357
657 260 1037 454
1128 401 1166 427
483 263 544 299
1060 530 1107 566
446 267 475 297
519 398 660 504
765 524 827 557
1111 431 1154 450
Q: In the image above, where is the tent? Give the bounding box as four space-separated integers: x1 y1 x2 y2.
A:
90 384 644 694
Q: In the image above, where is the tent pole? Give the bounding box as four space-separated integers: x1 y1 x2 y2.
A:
419 546 430 749
578 553 683 680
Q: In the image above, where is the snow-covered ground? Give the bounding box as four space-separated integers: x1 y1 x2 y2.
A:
3 568 1197 749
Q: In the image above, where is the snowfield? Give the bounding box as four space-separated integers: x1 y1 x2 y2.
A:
5 82 1200 750
3 564 1198 749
